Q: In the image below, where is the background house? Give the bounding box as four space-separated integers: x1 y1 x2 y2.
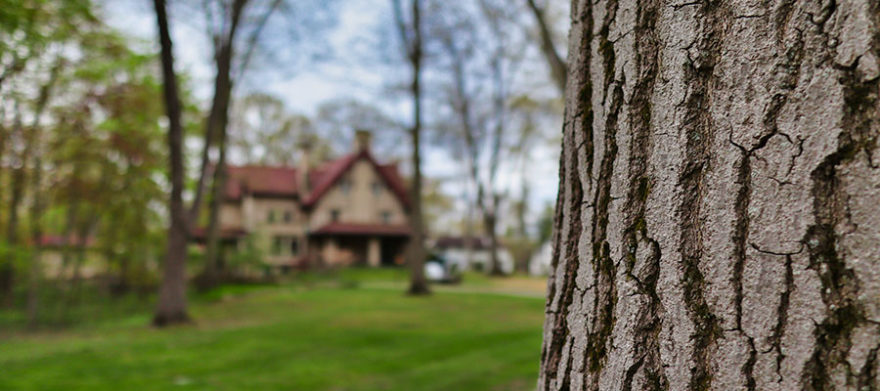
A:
431 235 514 274
193 131 411 269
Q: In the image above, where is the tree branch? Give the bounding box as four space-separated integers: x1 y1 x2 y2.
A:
525 0 567 92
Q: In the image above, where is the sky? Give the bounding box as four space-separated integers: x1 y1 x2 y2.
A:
101 0 563 235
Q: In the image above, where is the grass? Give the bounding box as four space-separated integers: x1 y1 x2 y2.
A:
0 272 547 391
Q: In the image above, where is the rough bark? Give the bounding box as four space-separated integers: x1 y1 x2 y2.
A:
539 0 880 390
153 0 191 327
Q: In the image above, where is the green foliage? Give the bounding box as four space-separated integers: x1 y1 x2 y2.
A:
226 235 268 272
0 0 176 307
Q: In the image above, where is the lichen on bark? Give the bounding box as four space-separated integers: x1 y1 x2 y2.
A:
539 0 880 390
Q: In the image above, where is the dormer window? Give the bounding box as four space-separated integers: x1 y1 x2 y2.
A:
381 211 391 224
339 178 352 195
331 209 341 222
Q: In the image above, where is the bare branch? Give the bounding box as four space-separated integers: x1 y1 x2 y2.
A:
235 0 283 81
525 0 567 92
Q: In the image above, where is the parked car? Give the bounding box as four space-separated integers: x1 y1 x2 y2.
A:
424 253 462 284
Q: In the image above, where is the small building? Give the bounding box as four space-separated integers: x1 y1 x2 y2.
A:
35 234 103 279
528 241 553 276
193 131 412 269
432 235 514 274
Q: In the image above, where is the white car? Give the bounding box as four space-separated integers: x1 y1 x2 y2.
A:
423 254 461 283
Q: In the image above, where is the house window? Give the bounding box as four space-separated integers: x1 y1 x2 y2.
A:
272 236 283 255
272 236 299 256
290 238 299 255
371 181 382 196
283 211 293 223
381 211 392 224
339 178 352 195
331 209 341 222
267 210 277 224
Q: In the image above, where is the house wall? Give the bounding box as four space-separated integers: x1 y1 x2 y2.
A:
220 203 242 228
216 158 409 268
222 196 307 266
308 160 408 229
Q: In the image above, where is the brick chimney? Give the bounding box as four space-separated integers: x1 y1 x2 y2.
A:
354 129 372 151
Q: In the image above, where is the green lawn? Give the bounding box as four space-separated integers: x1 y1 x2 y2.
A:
0 278 546 390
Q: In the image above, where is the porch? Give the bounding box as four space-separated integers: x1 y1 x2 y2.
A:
309 223 411 267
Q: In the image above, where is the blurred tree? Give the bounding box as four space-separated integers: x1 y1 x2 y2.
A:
523 0 566 93
429 0 534 276
152 0 190 326
229 93 311 166
0 0 97 307
313 98 404 157
199 0 338 289
391 0 429 295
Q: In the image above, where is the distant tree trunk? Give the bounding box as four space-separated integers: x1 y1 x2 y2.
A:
394 0 430 295
189 0 246 232
539 1 880 390
109 159 137 295
202 0 245 286
153 0 191 326
1 104 25 306
68 213 96 298
26 59 61 327
524 0 567 93
203 133 229 288
484 209 502 275
58 197 79 281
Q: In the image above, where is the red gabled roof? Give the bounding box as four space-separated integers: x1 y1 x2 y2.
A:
301 150 410 209
225 165 299 199
223 150 410 209
310 222 412 237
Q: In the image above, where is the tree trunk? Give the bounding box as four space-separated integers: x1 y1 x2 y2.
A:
394 0 430 296
539 1 880 390
203 131 229 288
58 195 79 281
25 59 60 328
1 105 25 306
484 210 504 276
187 0 246 230
153 0 190 327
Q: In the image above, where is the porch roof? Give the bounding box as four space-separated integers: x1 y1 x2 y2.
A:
310 222 411 237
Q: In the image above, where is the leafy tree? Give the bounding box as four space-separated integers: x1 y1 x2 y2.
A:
0 0 97 307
